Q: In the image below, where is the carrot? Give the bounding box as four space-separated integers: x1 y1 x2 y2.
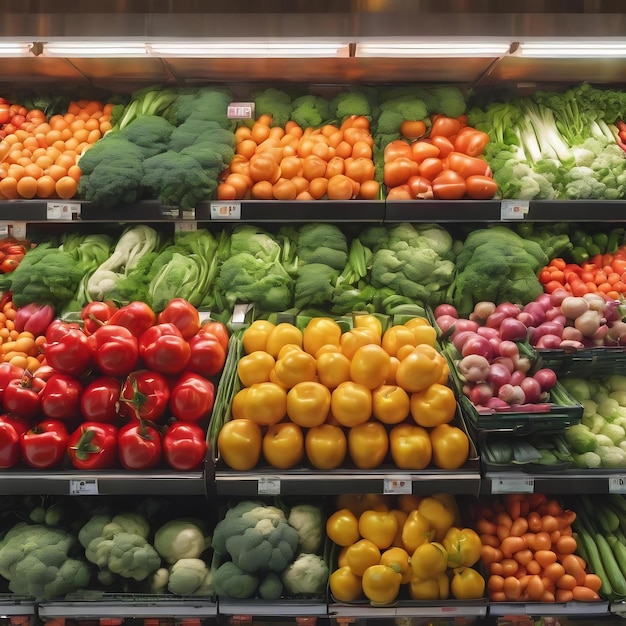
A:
555 535 577 555
481 545 503 565
526 559 542 576
556 574 577 590
555 588 574 602
480 533 500 548
496 511 513 529
487 575 504 592
503 576 522 600
562 554 587 586
489 562 503 576
489 591 507 602
584 574 603 593
501 536 525 558
527 511 542 533
501 558 519 577
535 550 558 568
514 548 533 567
476 519 497 535
496 524 510 542
510 517 529 537
541 515 559 533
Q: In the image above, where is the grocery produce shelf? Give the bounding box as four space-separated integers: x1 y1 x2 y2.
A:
213 469 482 496
328 602 488 618
483 471 626 495
0 470 206 496
0 598 35 616
5 198 626 226
488 601 610 616
218 599 327 617
37 599 217 619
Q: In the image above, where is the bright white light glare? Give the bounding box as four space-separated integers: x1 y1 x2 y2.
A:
356 41 511 57
148 40 349 58
520 40 626 57
43 42 149 57
0 42 33 57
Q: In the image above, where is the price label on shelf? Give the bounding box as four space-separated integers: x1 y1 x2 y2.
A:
175 220 197 232
500 199 530 220
47 202 80 220
210 201 241 220
69 479 99 495
609 475 626 493
227 102 255 119
257 477 281 495
383 475 412 495
491 476 534 494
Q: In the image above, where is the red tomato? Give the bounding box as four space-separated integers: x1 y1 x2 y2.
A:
455 128 490 157
157 298 200 340
384 157 419 188
407 175 434 199
411 140 440 163
466 175 499 199
447 152 490 178
432 170 467 200
430 136 455 158
384 140 413 162
198 321 229 351
431 115 462 138
386 185 413 200
418 157 444 181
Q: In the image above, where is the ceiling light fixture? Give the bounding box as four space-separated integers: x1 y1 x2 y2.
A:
356 40 511 57
520 40 626 57
0 42 35 57
148 39 350 58
42 41 149 57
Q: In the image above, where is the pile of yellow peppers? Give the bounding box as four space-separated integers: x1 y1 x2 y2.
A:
217 313 472 472
327 493 486 604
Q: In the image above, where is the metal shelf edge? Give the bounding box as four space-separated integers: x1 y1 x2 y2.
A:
37 601 217 619
217 600 327 617
488 601 610 616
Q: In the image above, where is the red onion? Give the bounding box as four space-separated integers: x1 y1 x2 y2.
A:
513 354 532 374
498 341 519 359
452 318 480 334
559 339 586 350
493 356 515 373
499 317 529 342
535 293 553 311
534 334 563 349
509 370 527 386
531 321 565 344
495 302 522 317
476 326 500 340
469 383 494 406
485 311 509 329
485 397 511 410
533 368 557 392
519 376 542 403
488 337 503 358
434 304 459 320
436 314 458 334
487 362 512 388
452 330 479 353
604 301 621 323
523 301 547 326
516 311 535 327
461 334 494 361
498 383 526 405
550 288 570 307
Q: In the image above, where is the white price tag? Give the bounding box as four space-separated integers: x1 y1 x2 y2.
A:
0 224 8 238
257 477 281 495
175 220 197 232
384 475 412 495
609 476 626 493
69 479 99 495
47 202 79 220
210 201 241 220
227 102 255 119
491 476 534 494
9 222 26 239
500 199 530 220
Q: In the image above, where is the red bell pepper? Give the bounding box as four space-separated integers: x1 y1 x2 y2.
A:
88 324 139 377
4 373 42 419
0 414 30 468
118 421 162 470
44 326 91 377
39 373 83 420
157 298 200 340
80 376 122 423
108 301 157 338
169 372 214 422
81 301 118 336
187 334 226 378
119 369 170 422
162 421 207 471
197 320 229 351
139 323 191 375
45 319 81 343
67 421 118 470
0 362 24 402
20 419 69 469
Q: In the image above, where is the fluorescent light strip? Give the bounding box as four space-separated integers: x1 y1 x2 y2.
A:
43 42 149 57
356 41 510 57
0 43 33 57
148 40 348 58
521 41 626 57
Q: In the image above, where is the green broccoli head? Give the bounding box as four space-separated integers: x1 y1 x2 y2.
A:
253 88 293 127
330 90 372 121
296 223 348 270
428 86 467 118
212 561 259 599
291 94 331 128
295 263 341 309
119 115 176 158
142 151 216 209
167 86 234 129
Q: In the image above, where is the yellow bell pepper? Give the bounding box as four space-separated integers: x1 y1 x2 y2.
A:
329 566 363 602
389 508 408 548
361 564 403 605
326 508 361 547
443 527 483 568
353 313 383 339
241 319 275 354
239 382 287 426
358 509 399 550
401 510 435 554
409 572 450 600
381 325 417 358
273 349 317 388
380 546 411 584
340 327 381 359
265 322 303 357
417 497 456 542
430 423 470 470
410 541 448 580
345 538 381 576
409 382 457 428
395 344 447 393
450 566 486 600
410 323 437 347
303 317 342 356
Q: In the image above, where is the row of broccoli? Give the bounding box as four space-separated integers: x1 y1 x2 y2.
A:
0 495 327 602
